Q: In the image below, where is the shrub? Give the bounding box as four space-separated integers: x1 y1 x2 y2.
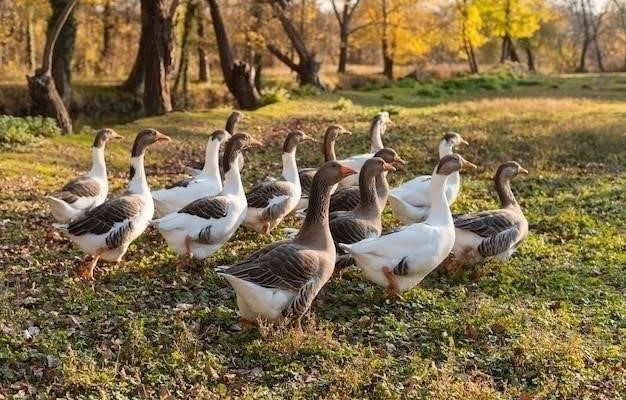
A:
292 84 322 97
415 85 443 98
379 104 402 116
260 86 291 105
333 97 353 111
0 115 60 149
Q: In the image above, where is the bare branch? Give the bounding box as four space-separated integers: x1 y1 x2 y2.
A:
266 43 299 71
42 0 78 75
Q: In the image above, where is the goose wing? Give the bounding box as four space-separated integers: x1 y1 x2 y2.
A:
52 176 101 204
329 187 360 213
66 196 143 236
454 209 517 237
246 181 293 209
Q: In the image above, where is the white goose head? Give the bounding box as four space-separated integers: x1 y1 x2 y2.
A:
438 132 468 158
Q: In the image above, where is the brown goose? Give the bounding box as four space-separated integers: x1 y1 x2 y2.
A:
244 130 315 234
217 161 357 331
329 148 405 213
184 111 245 176
296 125 351 210
450 161 529 271
330 157 396 269
46 128 123 223
54 129 171 279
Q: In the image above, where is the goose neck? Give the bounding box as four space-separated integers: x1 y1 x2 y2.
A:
127 155 150 196
438 141 453 159
425 173 452 225
296 178 333 249
222 158 244 196
374 172 390 209
89 146 107 179
323 136 336 162
282 151 299 184
355 171 379 213
495 173 517 208
200 140 222 182
370 119 385 153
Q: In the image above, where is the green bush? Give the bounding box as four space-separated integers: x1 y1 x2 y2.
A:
0 115 60 149
292 84 322 97
260 86 291 105
415 85 444 98
333 97 353 111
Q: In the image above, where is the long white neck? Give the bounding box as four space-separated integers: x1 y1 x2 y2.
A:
281 151 299 184
370 121 385 153
127 155 150 196
425 173 452 226
437 142 458 198
200 141 222 182
222 158 244 196
88 147 107 179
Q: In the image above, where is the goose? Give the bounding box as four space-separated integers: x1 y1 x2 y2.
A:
330 157 396 270
244 130 315 234
339 154 476 298
336 111 392 188
329 148 405 213
217 161 357 331
388 132 468 224
449 161 529 272
184 111 244 176
54 129 171 279
46 128 123 223
296 124 351 210
152 133 262 266
152 130 228 217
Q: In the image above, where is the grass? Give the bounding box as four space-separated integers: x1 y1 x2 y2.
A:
1 74 625 398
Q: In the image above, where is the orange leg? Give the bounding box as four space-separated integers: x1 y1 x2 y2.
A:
79 251 102 280
292 318 304 335
176 236 193 269
382 267 400 299
262 221 271 235
446 249 469 276
240 318 256 332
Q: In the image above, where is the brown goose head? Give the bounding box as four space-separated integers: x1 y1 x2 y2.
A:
315 161 357 186
131 129 171 157
373 148 405 166
283 130 315 153
93 128 123 148
495 161 528 181
373 111 392 130
225 111 244 134
324 124 351 142
361 157 396 178
222 132 262 173
435 154 477 176
441 132 468 150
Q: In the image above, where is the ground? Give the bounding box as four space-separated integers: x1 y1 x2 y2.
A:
0 73 625 399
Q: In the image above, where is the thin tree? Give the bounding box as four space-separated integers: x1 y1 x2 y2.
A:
47 0 76 106
264 0 325 89
196 4 210 83
173 0 196 108
330 0 368 73
207 0 260 110
27 0 77 134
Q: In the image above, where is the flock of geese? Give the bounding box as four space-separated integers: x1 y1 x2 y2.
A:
46 111 529 330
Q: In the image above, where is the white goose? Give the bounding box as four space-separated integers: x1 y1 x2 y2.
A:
54 129 171 279
339 154 476 298
152 130 228 217
244 130 314 234
450 161 529 271
46 128 123 223
336 111 392 189
152 133 262 266
388 132 468 224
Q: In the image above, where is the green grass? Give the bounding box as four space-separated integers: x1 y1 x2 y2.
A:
1 74 625 398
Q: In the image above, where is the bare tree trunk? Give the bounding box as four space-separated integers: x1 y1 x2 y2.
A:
500 34 520 63
101 1 114 61
173 1 195 107
525 46 535 72
381 0 393 79
207 0 260 110
141 0 173 116
577 0 591 72
121 11 147 92
47 0 76 107
26 9 36 72
27 0 77 134
592 36 605 72
196 6 209 82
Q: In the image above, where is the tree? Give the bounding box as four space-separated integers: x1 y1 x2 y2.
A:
263 0 325 89
568 0 608 72
47 0 77 106
141 0 176 116
207 0 261 110
27 0 77 134
452 0 487 73
614 0 626 70
330 0 367 73
196 4 210 82
173 0 196 108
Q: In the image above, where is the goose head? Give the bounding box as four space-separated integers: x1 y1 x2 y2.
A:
209 129 229 144
316 161 358 186
222 132 262 171
325 124 351 142
283 130 316 154
225 111 244 134
131 129 171 157
374 111 392 131
439 132 468 157
373 148 406 166
93 128 123 148
435 154 477 176
362 157 397 177
496 161 528 181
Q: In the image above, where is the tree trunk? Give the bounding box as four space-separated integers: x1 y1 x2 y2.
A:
47 0 76 107
26 9 36 72
500 34 520 63
525 46 535 72
592 36 604 72
337 30 348 73
174 1 195 107
578 39 590 72
28 0 77 134
207 0 260 110
121 12 148 92
196 7 209 83
383 55 393 80
141 0 173 116
101 1 114 60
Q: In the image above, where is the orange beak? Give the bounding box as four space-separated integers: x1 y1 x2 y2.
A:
339 165 357 177
112 132 124 140
462 159 477 170
519 167 529 174
156 132 171 142
394 156 406 165
383 162 396 172
249 137 263 147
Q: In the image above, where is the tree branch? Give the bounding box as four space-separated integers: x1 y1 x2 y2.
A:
272 2 308 60
266 43 299 71
42 0 78 75
207 0 234 82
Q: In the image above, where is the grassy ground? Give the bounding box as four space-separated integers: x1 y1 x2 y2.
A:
1 74 625 399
